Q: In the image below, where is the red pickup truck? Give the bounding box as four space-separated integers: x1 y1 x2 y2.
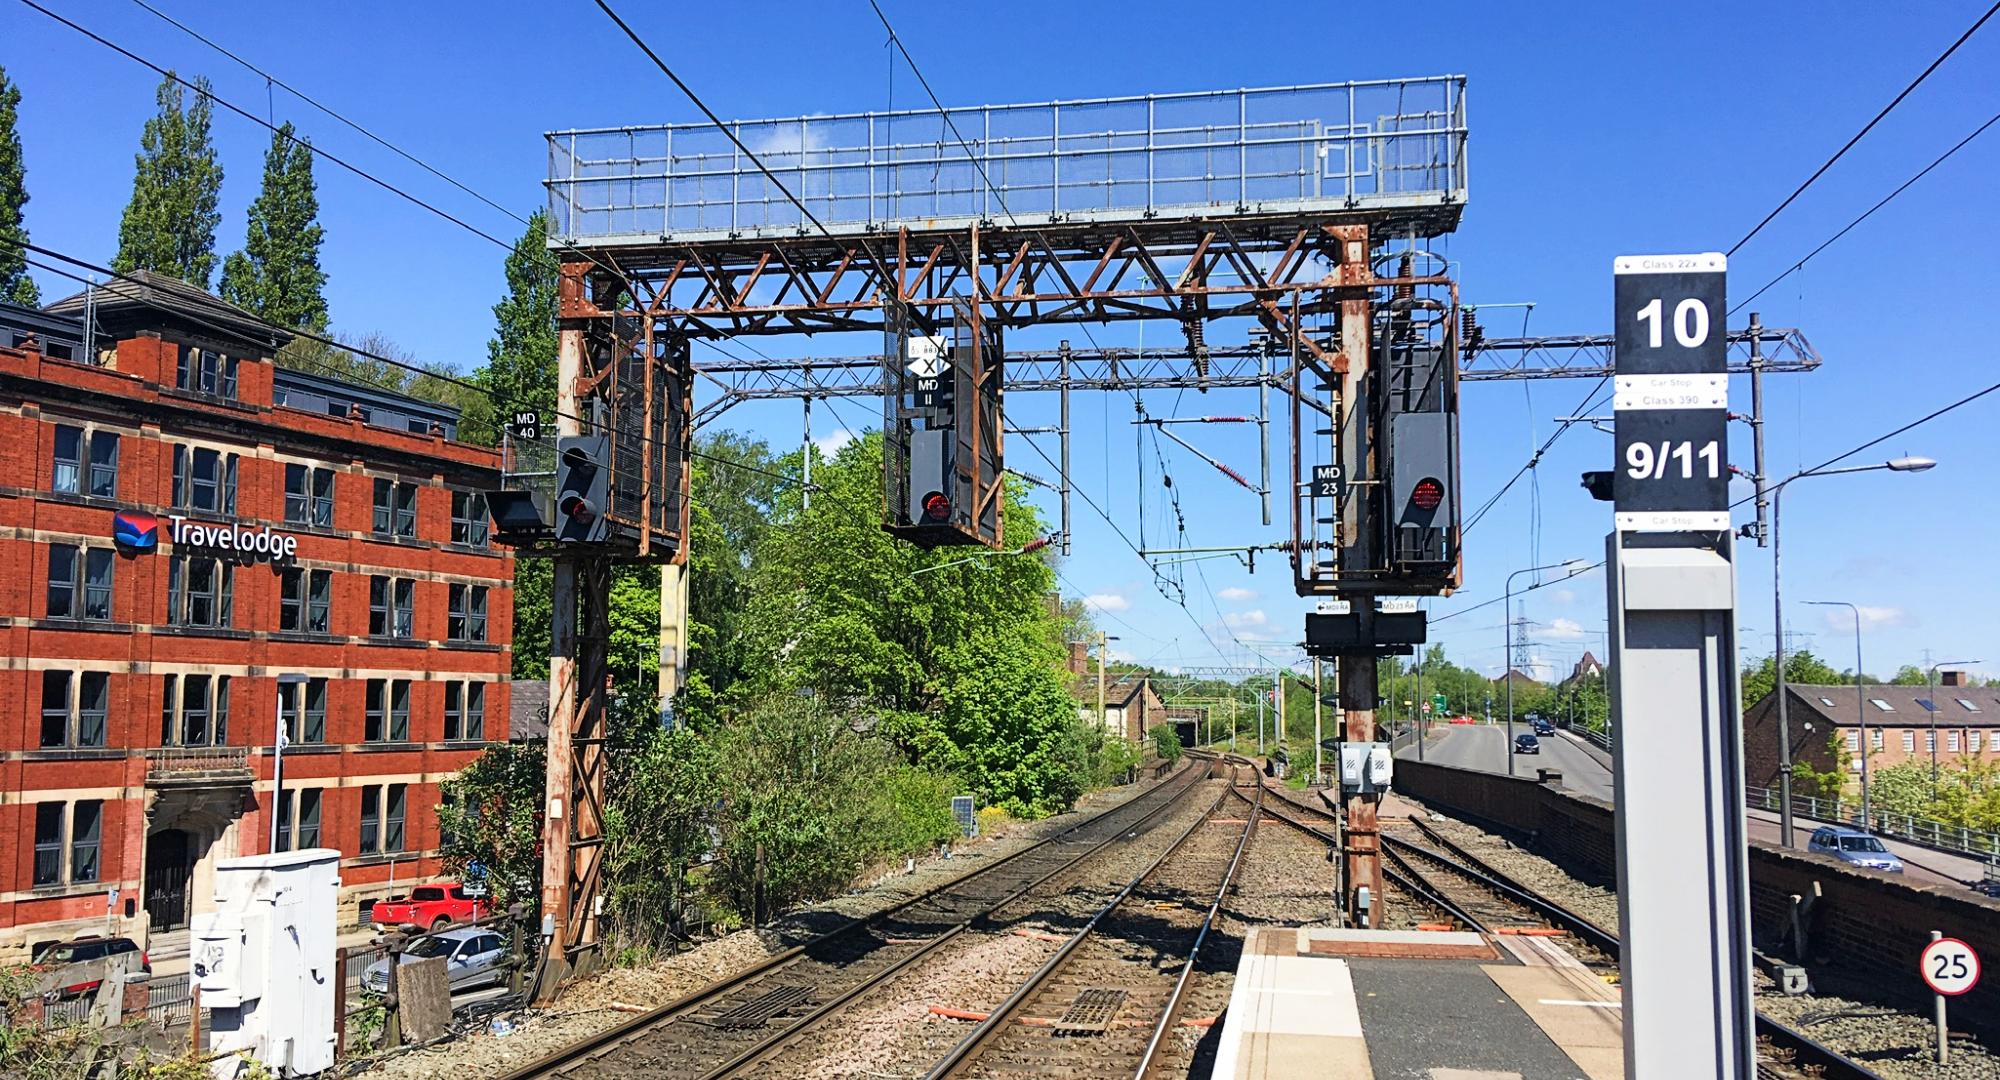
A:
370 882 492 931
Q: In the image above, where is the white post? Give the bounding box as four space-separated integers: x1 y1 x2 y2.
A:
1932 930 1949 1065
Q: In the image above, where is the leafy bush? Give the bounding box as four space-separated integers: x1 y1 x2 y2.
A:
1150 723 1183 765
878 765 963 856
975 805 1013 838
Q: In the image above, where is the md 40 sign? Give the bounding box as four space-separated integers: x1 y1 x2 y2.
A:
1612 253 1729 532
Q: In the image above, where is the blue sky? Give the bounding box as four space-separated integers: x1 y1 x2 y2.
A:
8 1 1998 682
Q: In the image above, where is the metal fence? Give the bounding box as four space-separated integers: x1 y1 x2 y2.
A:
1746 785 2000 862
547 77 1468 244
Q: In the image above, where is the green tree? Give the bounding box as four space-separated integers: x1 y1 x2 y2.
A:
436 740 546 909
219 123 327 331
1740 650 1847 710
680 432 783 724
1791 730 1852 801
1887 665 1928 686
602 723 721 950
0 65 36 306
113 74 222 288
465 209 559 447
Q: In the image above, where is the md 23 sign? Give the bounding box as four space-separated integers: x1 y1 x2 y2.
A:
1612 253 1729 532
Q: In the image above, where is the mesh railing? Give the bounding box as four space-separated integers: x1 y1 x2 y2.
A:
1746 785 2000 862
547 78 1467 243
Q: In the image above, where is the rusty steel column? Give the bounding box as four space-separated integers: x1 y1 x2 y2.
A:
1334 226 1382 926
537 305 584 991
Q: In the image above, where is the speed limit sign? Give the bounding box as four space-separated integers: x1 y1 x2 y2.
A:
1921 937 1981 996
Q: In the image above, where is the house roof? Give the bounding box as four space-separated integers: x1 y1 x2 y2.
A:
511 680 550 740
45 269 290 352
1761 683 2000 729
1493 668 1543 689
1071 671 1152 708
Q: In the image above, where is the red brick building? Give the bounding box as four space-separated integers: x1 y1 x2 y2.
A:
1743 672 2000 789
0 274 512 959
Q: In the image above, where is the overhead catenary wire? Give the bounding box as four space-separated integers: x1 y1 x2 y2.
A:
1731 108 2000 316
1726 0 2000 256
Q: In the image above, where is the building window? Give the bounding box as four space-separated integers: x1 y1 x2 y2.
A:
1958 698 1982 713
52 424 82 493
70 801 101 884
1972 731 1984 753
451 491 489 547
1870 699 1894 712
275 788 323 853
1925 731 1936 753
364 679 411 743
34 804 63 887
161 674 230 747
1903 730 1915 752
88 432 119 498
285 464 336 527
277 677 326 745
168 556 234 628
39 670 108 749
173 446 240 514
280 568 332 633
1845 730 1860 753
1948 730 1961 753
373 479 417 538
1871 729 1884 751
48 545 113 621
448 584 488 642
445 682 485 742
360 784 407 855
368 576 414 638
176 343 239 398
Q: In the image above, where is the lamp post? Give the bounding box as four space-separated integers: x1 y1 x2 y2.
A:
1505 559 1591 775
1770 457 1934 846
1926 659 1980 789
1802 601 1872 828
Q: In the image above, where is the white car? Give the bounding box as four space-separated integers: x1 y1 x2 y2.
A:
362 927 508 995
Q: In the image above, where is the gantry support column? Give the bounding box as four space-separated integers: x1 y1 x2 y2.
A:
1332 226 1382 927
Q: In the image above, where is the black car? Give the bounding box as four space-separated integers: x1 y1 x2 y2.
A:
1531 717 1555 736
1513 733 1541 754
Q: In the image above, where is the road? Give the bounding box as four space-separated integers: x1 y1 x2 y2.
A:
1404 723 1617 802
1401 724 1985 890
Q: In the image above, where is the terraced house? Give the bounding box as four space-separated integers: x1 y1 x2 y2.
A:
0 274 511 960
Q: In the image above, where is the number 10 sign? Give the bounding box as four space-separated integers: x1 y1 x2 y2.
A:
1612 253 1729 532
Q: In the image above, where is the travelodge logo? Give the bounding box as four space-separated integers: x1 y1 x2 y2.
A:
167 516 299 562
113 510 160 551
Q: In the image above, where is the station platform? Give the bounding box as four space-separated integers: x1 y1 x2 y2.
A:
1212 927 1622 1079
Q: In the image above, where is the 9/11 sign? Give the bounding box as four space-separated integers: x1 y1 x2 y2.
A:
1612 253 1729 531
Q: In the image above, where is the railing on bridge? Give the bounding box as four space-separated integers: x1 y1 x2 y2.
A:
1745 785 2000 863
546 77 1467 245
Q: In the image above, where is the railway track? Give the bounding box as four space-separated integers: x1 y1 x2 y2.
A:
924 759 1261 1080
496 756 1220 1080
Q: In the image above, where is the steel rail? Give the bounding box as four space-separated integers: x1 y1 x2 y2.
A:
691 758 1225 1080
923 761 1251 1079
493 759 1210 1080
1133 765 1263 1079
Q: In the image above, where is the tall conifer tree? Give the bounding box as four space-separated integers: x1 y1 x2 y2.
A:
221 123 327 330
0 65 36 305
113 74 223 288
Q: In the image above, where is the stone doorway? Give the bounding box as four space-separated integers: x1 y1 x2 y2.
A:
143 828 194 930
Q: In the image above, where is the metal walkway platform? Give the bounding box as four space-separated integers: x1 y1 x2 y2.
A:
545 77 1467 246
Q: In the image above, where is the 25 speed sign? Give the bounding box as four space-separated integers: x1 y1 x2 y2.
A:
1612 254 1729 532
1921 937 1981 997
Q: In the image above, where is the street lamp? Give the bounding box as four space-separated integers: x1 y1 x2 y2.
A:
1802 601 1873 828
1770 456 1934 846
1505 558 1592 775
1926 659 1980 789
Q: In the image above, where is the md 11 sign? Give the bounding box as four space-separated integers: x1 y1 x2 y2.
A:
1613 253 1728 532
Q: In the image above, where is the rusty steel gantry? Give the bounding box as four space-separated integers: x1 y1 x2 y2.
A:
536 74 1774 938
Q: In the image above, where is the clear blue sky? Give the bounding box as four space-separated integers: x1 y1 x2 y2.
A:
8 1 1997 685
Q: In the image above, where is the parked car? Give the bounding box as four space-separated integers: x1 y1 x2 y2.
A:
369 882 492 931
1806 826 1904 874
362 928 510 995
31 936 149 999
1513 733 1541 754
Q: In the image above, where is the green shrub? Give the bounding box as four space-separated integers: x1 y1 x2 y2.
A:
878 765 962 855
1150 724 1183 765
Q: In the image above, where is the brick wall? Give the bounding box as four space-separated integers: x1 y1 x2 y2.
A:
1394 759 2000 1027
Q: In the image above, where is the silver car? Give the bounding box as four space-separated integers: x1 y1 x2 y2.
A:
363 928 508 994
1806 826 1905 874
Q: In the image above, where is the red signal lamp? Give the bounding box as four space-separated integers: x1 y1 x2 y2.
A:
1411 478 1444 511
921 491 951 523
558 495 597 523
